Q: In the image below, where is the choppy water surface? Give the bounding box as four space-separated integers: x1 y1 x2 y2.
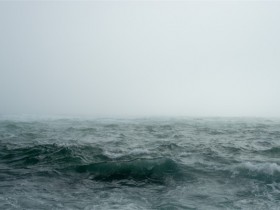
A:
1 117 280 209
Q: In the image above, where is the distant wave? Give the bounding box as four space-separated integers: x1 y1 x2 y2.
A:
232 162 280 182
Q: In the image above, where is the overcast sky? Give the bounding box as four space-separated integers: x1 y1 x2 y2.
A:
0 1 280 117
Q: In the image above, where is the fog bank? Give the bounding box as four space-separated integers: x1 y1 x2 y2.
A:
1 1 280 117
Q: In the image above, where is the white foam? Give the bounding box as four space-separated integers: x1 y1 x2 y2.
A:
128 148 150 156
103 150 124 159
103 147 151 159
239 162 280 175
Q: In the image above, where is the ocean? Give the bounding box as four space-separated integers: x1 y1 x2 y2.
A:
1 117 280 210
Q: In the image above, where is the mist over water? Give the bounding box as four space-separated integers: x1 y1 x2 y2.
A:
1 1 280 117
1 117 280 209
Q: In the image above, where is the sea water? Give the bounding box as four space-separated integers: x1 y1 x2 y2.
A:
1 117 280 209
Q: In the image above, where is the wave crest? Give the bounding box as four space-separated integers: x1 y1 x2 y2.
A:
233 162 280 182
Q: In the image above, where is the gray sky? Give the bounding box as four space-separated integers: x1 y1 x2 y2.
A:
0 1 280 117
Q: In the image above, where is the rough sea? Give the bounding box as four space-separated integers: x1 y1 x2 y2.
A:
1 116 280 210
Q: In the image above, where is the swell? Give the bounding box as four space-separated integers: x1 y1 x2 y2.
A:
3 143 280 184
2 139 280 187
0 143 186 184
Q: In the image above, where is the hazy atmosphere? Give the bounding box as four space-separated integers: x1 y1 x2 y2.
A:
1 1 280 117
2 2 280 209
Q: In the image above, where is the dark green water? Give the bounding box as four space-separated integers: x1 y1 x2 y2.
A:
1 117 280 209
